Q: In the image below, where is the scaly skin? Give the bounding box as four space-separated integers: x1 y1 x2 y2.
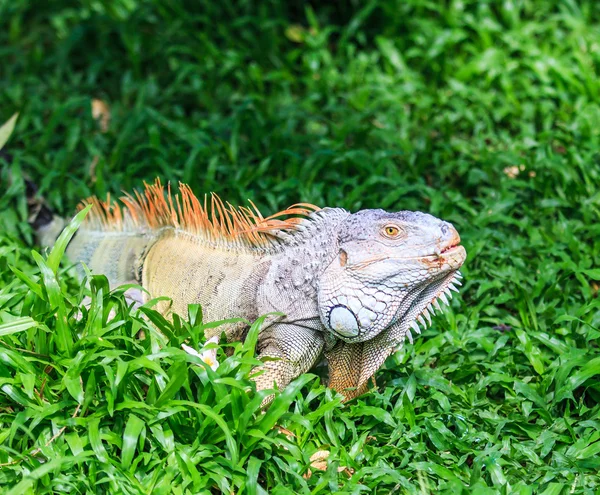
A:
50 186 467 400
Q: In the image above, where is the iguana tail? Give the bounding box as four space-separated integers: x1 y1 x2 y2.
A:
25 178 68 249
26 179 151 287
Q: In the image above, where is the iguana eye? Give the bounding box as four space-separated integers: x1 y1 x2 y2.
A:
382 224 403 238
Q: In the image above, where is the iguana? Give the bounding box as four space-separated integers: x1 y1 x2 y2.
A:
32 179 466 400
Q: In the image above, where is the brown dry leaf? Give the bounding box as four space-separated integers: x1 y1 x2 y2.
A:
303 450 329 478
303 450 353 479
91 99 111 133
310 450 330 471
276 426 296 438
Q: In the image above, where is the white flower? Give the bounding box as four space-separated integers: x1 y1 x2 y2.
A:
182 335 219 371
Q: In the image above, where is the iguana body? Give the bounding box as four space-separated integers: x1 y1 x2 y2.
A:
39 180 467 399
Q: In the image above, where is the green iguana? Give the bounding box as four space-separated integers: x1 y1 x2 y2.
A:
32 179 466 400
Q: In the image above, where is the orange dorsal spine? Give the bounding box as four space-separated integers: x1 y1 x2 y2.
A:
79 179 320 248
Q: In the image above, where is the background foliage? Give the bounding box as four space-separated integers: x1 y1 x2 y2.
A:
1 0 600 493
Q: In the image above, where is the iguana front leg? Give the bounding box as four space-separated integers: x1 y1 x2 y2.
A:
253 324 325 393
325 341 370 400
326 321 405 400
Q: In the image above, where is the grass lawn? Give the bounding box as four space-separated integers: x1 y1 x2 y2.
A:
1 0 600 493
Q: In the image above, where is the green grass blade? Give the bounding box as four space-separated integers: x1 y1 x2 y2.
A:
154 360 188 407
245 456 262 495
0 317 38 336
46 204 91 274
257 374 316 435
121 413 145 469
8 265 45 299
31 250 71 354
0 112 18 151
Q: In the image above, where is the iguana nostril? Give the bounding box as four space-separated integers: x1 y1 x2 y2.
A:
441 222 460 245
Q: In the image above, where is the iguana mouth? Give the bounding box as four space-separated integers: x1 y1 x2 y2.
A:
432 227 462 257
439 243 461 254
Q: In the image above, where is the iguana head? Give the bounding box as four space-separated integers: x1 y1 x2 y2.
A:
318 209 466 343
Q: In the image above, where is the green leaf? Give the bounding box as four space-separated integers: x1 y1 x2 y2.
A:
0 317 38 336
172 401 239 466
121 413 145 469
257 374 316 435
0 112 18 151
154 360 188 407
63 370 84 404
9 265 45 299
576 440 600 460
6 458 65 495
245 456 262 495
515 329 545 375
583 269 600 280
47 205 92 274
187 303 202 327
539 483 567 495
88 417 108 463
31 250 72 354
353 405 396 427
568 356 600 389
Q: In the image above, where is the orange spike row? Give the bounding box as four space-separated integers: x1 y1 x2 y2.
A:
78 179 321 247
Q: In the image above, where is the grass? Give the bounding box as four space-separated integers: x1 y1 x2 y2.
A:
1 0 600 492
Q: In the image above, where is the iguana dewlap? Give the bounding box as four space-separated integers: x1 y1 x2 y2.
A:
39 180 466 400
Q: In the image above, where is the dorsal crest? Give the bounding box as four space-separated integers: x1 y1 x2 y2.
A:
79 179 320 248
